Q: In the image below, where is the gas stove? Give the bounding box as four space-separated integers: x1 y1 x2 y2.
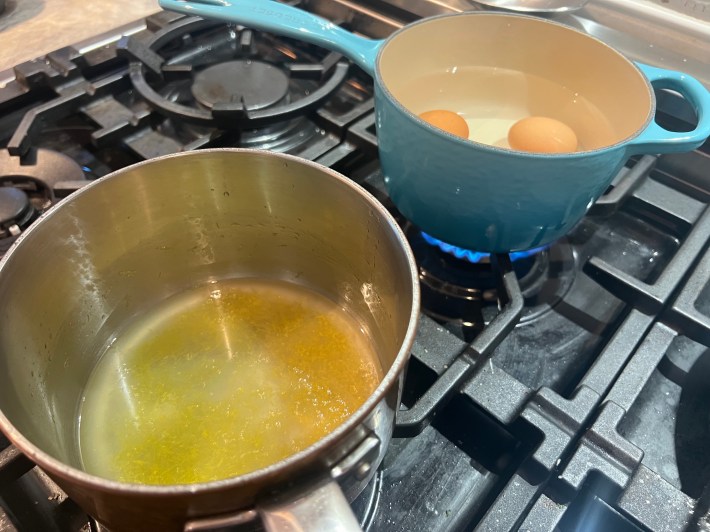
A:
1 1 710 531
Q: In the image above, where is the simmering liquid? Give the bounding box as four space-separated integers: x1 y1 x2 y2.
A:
398 66 615 151
78 278 382 485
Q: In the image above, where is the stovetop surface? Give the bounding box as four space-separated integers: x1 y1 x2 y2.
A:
1 3 710 532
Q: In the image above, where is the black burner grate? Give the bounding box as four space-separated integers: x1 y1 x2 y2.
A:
120 16 351 129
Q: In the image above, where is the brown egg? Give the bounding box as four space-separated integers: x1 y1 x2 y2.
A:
418 110 469 139
508 116 578 153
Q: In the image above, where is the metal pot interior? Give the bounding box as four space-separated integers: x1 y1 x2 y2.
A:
377 13 653 151
0 149 417 477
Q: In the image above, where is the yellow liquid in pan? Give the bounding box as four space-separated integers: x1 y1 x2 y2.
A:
78 278 382 485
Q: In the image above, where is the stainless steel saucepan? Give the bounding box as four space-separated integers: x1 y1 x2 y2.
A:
0 149 420 531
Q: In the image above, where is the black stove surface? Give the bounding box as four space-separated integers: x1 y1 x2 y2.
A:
1 5 710 532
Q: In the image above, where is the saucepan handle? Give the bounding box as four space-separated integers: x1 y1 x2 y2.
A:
158 0 384 76
183 479 362 532
184 432 383 531
258 479 362 532
626 62 710 156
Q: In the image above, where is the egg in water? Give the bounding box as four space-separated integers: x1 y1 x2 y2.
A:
418 110 469 139
398 67 613 150
508 116 578 154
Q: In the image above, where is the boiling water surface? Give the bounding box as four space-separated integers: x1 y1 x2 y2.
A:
78 278 382 485
399 66 615 150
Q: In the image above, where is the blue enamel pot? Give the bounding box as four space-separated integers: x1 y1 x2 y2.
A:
160 0 710 252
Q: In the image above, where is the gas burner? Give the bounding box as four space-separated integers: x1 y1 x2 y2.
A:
420 232 548 264
158 114 320 153
0 147 86 203
121 17 350 129
0 188 36 239
0 147 87 254
407 226 577 331
191 60 290 110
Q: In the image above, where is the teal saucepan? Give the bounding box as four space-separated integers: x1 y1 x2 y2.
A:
160 0 710 252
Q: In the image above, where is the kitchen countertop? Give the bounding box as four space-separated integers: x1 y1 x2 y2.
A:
0 0 159 71
0 0 707 87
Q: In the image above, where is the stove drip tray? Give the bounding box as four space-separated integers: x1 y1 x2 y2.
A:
674 348 710 498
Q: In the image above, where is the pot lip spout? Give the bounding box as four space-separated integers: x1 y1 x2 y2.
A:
0 147 421 497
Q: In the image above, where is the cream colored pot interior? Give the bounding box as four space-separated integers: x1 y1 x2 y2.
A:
378 14 653 151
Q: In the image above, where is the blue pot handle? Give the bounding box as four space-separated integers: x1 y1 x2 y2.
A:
627 62 710 155
158 0 384 76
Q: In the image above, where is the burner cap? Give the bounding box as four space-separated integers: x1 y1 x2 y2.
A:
191 60 290 111
0 188 32 236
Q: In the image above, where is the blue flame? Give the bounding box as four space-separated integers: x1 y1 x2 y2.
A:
421 232 547 263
